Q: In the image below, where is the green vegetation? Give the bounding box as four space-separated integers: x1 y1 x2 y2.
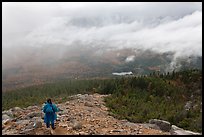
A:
102 69 202 133
2 79 99 110
2 69 202 133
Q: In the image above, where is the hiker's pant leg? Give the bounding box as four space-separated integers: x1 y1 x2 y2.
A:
46 122 50 128
45 113 51 128
51 120 55 129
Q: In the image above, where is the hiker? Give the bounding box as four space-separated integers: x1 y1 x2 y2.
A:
43 98 59 129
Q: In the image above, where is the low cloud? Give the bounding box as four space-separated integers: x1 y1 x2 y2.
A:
125 55 135 63
2 2 202 70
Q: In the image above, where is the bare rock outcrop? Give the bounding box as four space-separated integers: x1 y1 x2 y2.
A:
170 125 201 135
2 93 200 135
149 119 171 132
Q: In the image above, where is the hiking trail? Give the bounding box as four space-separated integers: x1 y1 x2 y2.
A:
2 93 200 135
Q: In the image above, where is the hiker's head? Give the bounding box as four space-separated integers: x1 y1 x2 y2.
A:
47 98 52 104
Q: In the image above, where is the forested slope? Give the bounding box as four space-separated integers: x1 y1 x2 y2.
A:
2 69 202 132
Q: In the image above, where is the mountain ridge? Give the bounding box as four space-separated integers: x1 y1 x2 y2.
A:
2 93 201 135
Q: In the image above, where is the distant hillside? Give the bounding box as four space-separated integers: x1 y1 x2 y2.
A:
2 45 202 91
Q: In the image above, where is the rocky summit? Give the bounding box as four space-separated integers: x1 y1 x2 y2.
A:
2 93 201 135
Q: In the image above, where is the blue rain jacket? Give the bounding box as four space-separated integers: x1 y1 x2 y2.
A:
43 102 59 123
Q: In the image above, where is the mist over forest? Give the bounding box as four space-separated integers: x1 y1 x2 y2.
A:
2 3 203 135
2 2 202 91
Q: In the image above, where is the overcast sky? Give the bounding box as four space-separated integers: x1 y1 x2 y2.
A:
2 2 202 58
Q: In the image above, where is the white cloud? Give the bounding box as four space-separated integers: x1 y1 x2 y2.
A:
20 10 201 58
125 55 135 63
2 2 202 68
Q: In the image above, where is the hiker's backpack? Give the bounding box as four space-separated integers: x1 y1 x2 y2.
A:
45 104 54 113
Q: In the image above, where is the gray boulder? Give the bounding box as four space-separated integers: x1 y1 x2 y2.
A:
16 120 31 126
171 125 181 130
19 128 36 135
2 129 19 135
84 102 93 107
26 105 39 110
25 124 34 130
149 119 171 132
33 121 42 128
11 107 22 112
2 114 11 121
170 125 201 135
72 120 82 130
26 112 41 119
2 109 13 117
140 123 161 130
2 114 12 125
184 101 192 111
75 94 82 99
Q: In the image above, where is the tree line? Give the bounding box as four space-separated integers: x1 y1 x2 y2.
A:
2 69 202 133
